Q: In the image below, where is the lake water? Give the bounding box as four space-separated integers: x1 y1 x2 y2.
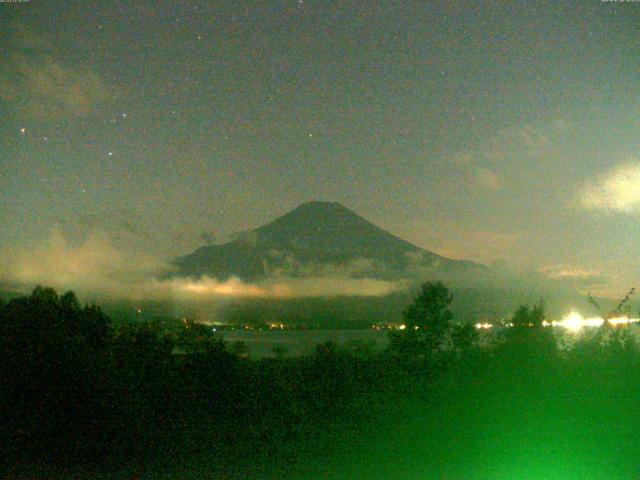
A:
217 329 390 357
216 324 640 358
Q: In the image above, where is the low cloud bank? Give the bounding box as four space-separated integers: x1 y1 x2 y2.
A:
0 229 603 324
0 230 402 303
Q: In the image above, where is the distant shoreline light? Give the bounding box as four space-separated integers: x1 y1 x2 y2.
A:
474 311 640 332
553 311 639 331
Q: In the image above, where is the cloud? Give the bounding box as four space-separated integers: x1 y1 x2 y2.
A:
446 157 504 193
168 275 401 299
1 228 611 321
538 265 600 279
516 124 549 149
474 166 503 192
486 123 556 158
449 152 472 166
0 229 169 298
579 160 640 212
538 263 608 280
5 57 112 119
445 119 575 193
422 222 520 265
538 264 609 291
0 230 402 303
1 28 113 119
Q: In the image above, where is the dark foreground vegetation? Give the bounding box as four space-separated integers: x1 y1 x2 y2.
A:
2 283 640 479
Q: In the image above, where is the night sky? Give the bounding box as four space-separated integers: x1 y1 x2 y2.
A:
1 0 639 296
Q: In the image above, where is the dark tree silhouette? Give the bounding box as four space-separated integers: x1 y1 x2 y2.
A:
501 300 557 365
590 287 636 324
390 281 453 358
450 322 479 353
403 281 453 336
0 286 115 461
510 300 545 329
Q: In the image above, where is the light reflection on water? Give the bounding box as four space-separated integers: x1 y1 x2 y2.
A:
218 329 389 357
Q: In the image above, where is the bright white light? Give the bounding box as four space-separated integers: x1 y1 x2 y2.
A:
552 311 640 331
472 313 639 332
552 311 604 331
475 322 493 330
557 311 587 331
608 316 638 326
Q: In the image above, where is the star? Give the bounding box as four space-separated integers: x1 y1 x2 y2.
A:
20 127 26 135
122 112 127 118
108 151 113 156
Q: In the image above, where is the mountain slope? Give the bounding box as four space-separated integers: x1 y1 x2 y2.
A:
174 201 477 280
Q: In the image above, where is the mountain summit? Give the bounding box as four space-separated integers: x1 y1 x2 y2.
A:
174 201 475 280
